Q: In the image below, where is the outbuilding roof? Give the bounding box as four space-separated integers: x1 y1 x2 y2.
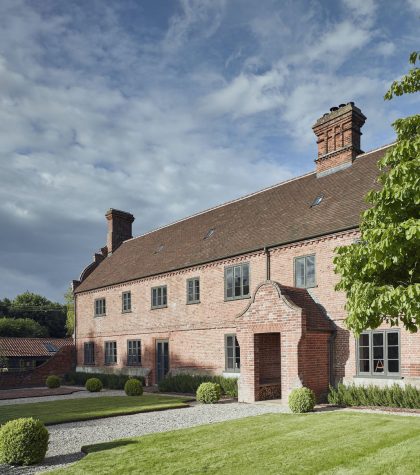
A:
0 338 73 357
76 145 391 293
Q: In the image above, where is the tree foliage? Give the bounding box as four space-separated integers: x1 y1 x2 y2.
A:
0 292 66 337
64 286 75 336
334 52 420 334
0 318 48 338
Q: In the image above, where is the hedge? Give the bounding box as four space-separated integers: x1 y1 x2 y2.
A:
328 383 420 409
158 373 238 397
65 371 145 390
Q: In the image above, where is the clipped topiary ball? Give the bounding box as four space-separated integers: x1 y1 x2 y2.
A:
288 387 316 413
46 375 60 389
196 382 221 404
124 378 143 396
0 417 49 466
85 377 103 392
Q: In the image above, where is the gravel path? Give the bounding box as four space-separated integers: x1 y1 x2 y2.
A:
0 401 289 474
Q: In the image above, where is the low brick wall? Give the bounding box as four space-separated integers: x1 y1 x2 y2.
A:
0 345 76 390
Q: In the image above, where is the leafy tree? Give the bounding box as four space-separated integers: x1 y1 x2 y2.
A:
8 292 66 338
64 286 75 336
0 318 48 338
334 52 420 334
0 298 11 317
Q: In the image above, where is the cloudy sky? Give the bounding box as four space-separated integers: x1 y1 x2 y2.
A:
0 0 418 303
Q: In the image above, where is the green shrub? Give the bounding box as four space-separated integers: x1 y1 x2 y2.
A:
85 377 103 392
65 371 145 390
124 378 143 396
0 418 49 466
196 382 221 404
46 375 60 389
328 383 420 409
158 373 238 397
288 387 316 413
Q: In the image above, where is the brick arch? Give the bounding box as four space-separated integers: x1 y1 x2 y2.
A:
236 281 304 403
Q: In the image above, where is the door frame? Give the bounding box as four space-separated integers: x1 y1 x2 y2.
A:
155 339 169 384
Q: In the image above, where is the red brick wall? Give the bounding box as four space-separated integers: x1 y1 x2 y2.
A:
0 345 75 390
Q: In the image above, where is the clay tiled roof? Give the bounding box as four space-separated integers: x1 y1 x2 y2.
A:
76 146 391 293
0 338 73 357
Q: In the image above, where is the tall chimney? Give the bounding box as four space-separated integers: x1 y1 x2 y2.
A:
105 209 135 254
312 102 366 177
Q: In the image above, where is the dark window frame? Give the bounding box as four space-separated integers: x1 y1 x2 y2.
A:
83 342 95 365
224 334 240 373
127 340 141 366
356 330 400 377
224 262 250 301
94 298 106 317
104 341 117 365
122 291 132 313
151 285 168 309
294 254 316 289
186 277 200 304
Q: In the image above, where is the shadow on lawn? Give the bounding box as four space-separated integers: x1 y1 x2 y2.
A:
82 438 139 454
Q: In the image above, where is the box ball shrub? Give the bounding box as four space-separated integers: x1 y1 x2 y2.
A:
124 378 143 396
288 387 316 413
85 377 103 392
196 382 221 404
46 375 60 389
0 417 49 466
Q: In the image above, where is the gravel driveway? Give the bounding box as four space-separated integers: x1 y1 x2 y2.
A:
1 399 289 474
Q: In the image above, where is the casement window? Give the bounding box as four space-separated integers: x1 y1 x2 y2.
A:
122 291 132 312
187 278 200 304
225 334 240 373
94 298 106 317
104 341 117 365
225 263 250 300
151 286 167 309
127 340 141 366
84 342 95 365
294 255 316 288
357 330 400 376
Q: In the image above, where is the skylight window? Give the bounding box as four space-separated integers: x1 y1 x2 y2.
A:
311 194 324 207
204 228 215 240
44 342 58 352
154 244 164 254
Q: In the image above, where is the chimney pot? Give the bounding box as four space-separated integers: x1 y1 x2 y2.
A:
339 103 346 108
105 209 135 254
330 106 338 112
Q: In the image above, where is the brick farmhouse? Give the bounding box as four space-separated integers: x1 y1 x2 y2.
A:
73 103 420 403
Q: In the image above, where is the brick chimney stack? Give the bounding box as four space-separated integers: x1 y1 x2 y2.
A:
105 209 135 254
312 102 366 177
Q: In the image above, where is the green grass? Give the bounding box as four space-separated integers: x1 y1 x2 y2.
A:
48 412 420 475
0 395 190 426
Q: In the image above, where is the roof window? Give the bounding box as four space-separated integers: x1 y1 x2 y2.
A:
311 194 324 207
44 342 58 352
204 228 215 240
154 244 164 254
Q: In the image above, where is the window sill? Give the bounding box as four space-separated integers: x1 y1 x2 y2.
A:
122 310 132 314
354 375 403 380
94 314 106 318
151 305 168 310
83 363 96 366
224 296 251 302
104 363 118 366
186 301 200 305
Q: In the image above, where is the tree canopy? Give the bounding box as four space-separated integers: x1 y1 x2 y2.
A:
334 52 420 335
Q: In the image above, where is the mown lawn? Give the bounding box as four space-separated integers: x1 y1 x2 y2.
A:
0 394 190 426
49 412 420 475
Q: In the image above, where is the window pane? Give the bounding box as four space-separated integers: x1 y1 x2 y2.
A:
162 287 167 305
388 346 398 359
373 359 384 373
388 360 399 373
226 336 233 347
295 258 305 288
227 357 234 369
359 359 370 372
359 334 370 346
235 337 240 369
373 347 384 359
234 266 242 297
387 332 398 346
195 280 200 301
373 333 383 346
227 347 233 358
305 255 316 287
242 264 249 296
359 347 369 359
226 268 233 298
